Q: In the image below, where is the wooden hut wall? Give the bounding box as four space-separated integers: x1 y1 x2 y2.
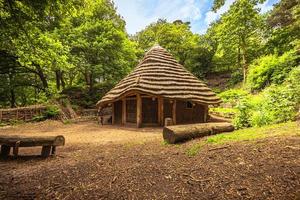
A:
163 100 173 119
142 97 158 124
126 99 137 123
113 100 122 124
175 100 206 124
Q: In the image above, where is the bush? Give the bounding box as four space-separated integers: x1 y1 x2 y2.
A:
218 89 249 105
44 105 60 119
247 51 298 91
233 83 298 128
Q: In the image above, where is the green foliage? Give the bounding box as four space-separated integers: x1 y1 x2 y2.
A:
0 0 138 108
218 89 249 104
210 107 237 118
247 51 299 91
211 0 265 82
32 115 46 122
44 105 60 118
233 80 299 128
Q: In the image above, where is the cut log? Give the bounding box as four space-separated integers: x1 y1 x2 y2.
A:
163 122 234 144
0 135 65 147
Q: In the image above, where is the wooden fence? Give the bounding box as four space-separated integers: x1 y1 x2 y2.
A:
0 105 47 122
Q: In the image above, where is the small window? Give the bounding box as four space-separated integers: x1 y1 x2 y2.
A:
186 101 193 109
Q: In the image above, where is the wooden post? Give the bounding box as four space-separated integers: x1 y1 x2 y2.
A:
136 93 142 128
13 141 20 157
111 102 115 125
41 146 52 158
51 146 56 155
158 97 164 126
203 106 208 122
0 145 10 158
172 100 177 125
122 98 126 125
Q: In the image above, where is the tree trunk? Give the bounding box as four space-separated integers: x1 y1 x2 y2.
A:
55 70 61 90
10 89 16 108
61 71 65 90
163 123 234 144
241 38 248 85
36 65 49 94
8 70 16 108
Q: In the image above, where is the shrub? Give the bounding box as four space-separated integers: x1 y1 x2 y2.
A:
247 51 298 91
44 105 60 119
233 83 298 128
218 89 249 105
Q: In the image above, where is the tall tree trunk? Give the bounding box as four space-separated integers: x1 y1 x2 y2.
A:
89 72 94 91
55 70 61 90
36 65 49 95
10 89 16 108
8 71 16 108
240 38 248 85
61 71 65 90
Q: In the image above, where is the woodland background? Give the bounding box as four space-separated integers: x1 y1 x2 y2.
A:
0 0 299 128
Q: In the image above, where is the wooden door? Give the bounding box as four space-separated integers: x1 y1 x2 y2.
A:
114 100 122 124
142 98 158 124
126 99 137 123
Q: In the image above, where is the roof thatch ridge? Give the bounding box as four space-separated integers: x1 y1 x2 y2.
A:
97 45 221 107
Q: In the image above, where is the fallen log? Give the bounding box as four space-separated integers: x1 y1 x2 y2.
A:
163 123 234 144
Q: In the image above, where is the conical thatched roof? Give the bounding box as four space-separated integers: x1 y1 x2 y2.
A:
97 45 221 107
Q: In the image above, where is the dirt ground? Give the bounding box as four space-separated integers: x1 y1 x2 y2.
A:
0 120 299 200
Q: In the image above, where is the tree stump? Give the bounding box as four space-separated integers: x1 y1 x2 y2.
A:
164 118 173 126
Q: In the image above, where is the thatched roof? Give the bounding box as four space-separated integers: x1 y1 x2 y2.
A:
97 45 221 107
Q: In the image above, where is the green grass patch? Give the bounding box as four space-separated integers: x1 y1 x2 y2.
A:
186 122 299 156
186 142 205 157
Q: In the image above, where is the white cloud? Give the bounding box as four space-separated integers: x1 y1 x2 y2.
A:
114 0 206 34
204 0 235 25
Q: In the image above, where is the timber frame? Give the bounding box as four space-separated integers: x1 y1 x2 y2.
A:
107 91 208 128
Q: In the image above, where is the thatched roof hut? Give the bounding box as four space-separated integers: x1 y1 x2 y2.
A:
97 45 221 127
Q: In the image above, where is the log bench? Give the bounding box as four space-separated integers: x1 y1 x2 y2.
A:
0 135 65 158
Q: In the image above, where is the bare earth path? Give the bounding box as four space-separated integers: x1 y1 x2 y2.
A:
0 121 299 199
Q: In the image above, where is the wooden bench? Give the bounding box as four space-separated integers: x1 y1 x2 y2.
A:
0 135 65 158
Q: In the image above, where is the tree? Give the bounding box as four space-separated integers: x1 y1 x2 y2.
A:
0 0 138 108
212 0 265 84
265 0 300 54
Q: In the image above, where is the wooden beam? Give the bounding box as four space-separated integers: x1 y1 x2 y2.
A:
111 102 115 125
203 106 208 122
136 93 142 128
172 100 177 125
158 97 164 126
122 98 126 125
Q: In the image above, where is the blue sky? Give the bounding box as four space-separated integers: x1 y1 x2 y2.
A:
113 0 279 35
